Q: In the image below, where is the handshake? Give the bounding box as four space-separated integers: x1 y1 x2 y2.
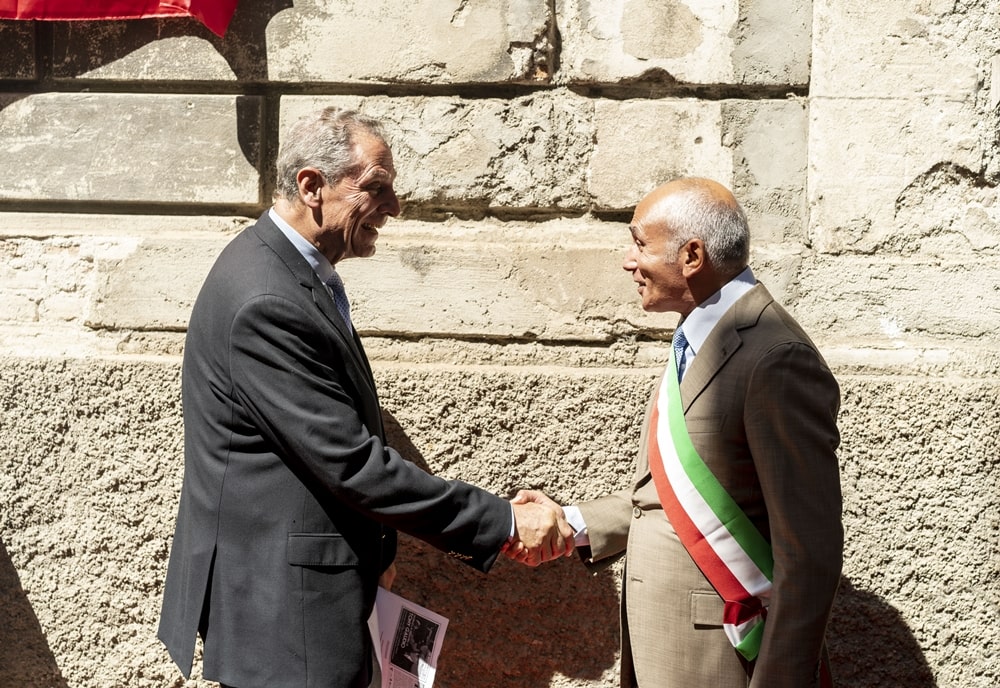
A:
504 490 575 567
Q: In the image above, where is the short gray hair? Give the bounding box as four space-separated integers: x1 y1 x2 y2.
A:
275 107 387 201
661 182 750 277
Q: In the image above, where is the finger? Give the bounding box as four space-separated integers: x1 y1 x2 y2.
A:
525 548 542 567
511 489 541 505
557 519 576 556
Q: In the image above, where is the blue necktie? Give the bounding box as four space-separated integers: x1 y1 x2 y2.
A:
325 271 353 330
672 325 688 381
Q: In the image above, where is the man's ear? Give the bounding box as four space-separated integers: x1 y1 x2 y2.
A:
681 238 707 277
297 168 324 208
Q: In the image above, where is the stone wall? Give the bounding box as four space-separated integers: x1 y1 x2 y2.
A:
1 1 997 687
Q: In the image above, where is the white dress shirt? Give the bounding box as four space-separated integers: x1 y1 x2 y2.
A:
564 267 757 545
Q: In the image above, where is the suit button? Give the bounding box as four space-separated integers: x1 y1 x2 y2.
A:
632 506 642 519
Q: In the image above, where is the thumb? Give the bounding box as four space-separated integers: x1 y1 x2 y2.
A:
510 489 533 504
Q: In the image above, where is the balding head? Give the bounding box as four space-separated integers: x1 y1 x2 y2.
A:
634 177 750 278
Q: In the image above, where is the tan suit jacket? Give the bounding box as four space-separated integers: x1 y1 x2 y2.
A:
580 283 842 688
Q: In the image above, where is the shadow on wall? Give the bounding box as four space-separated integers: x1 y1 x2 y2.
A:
828 577 936 688
0 537 69 688
5 0 297 186
383 411 621 687
51 0 293 82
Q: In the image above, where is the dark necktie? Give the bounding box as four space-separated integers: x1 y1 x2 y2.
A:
325 271 353 331
672 325 688 381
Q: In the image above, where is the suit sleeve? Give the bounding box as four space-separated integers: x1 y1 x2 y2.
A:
746 342 843 687
228 293 511 572
576 488 633 570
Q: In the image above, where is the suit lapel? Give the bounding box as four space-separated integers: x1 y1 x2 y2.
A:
679 283 774 412
250 214 380 405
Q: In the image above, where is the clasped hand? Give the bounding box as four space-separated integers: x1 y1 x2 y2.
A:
505 489 574 566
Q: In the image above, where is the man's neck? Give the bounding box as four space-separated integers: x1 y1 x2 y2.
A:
272 198 315 241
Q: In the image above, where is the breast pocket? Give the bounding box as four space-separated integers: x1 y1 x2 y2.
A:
685 415 724 434
287 533 360 567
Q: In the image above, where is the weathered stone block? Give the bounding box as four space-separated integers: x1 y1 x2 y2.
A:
87 218 663 340
589 99 733 210
281 94 593 213
782 255 1000 345
340 219 656 341
556 0 811 85
808 98 983 254
0 21 35 80
0 236 101 329
53 23 238 81
0 93 262 205
266 0 553 83
590 98 808 243
812 1 980 100
50 0 300 83
0 211 252 240
0 215 250 354
89 233 231 331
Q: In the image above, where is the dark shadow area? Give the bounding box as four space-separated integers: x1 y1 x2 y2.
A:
0 536 69 687
51 0 294 83
0 20 37 80
42 1 294 200
828 577 936 687
382 410 621 687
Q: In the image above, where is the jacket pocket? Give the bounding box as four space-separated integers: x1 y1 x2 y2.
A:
287 533 360 567
685 415 724 434
690 590 724 628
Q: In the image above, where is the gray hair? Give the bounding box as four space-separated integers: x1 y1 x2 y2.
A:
660 182 750 277
275 107 387 201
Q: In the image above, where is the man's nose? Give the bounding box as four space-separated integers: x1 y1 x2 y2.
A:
623 245 638 271
382 190 401 217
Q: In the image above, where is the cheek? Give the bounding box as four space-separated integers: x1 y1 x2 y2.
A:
351 191 378 210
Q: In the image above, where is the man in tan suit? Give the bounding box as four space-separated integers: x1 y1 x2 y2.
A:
517 178 842 687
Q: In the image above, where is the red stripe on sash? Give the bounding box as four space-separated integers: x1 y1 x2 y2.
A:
647 399 754 606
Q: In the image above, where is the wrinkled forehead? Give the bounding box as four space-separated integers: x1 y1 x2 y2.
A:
629 195 676 239
351 134 397 178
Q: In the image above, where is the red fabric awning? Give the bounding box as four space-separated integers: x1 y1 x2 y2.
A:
0 0 240 36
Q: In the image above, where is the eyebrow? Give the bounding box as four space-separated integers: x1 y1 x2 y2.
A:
365 168 395 183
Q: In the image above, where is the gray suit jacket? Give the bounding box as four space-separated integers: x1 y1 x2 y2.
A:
580 283 842 688
158 213 511 688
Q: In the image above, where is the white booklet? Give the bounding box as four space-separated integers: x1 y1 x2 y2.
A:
368 588 449 688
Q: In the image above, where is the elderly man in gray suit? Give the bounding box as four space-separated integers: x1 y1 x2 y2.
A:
158 107 574 688
517 178 843 687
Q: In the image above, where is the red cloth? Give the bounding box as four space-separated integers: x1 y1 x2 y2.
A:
0 0 240 36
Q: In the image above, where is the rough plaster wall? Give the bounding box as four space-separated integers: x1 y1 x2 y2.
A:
0 358 647 688
0 0 999 687
832 377 1000 687
4 361 996 687
0 360 182 687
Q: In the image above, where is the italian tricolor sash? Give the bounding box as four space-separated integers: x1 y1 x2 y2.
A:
647 350 774 660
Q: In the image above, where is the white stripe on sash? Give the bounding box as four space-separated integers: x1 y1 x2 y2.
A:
655 379 771 598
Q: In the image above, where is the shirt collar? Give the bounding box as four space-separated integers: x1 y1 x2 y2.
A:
680 267 756 355
268 207 337 284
